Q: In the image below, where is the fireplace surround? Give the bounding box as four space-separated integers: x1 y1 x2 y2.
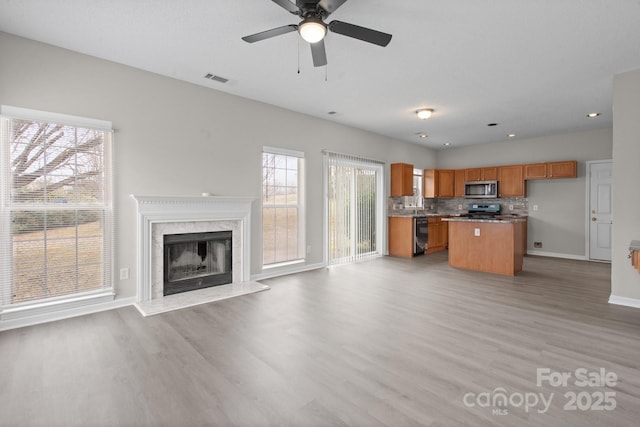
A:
131 195 267 315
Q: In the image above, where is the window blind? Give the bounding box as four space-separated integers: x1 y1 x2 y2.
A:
0 108 113 307
324 151 384 266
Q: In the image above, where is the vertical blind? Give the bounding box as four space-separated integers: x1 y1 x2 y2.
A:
325 151 384 266
0 106 113 307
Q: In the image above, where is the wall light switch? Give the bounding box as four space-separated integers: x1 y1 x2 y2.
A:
474 228 481 237
533 204 539 211
120 268 130 280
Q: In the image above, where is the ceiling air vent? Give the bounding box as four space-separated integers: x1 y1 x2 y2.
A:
204 74 229 84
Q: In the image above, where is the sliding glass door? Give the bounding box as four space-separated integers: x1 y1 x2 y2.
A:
324 151 384 265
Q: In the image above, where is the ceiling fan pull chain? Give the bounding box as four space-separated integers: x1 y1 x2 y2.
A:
297 36 301 74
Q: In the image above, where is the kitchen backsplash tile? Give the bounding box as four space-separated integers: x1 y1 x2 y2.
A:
388 196 528 216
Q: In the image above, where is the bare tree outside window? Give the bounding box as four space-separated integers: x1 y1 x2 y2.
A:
262 151 303 266
3 117 111 304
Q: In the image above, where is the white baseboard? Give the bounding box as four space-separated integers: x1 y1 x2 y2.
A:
608 295 640 309
526 250 588 261
252 262 326 281
0 295 136 331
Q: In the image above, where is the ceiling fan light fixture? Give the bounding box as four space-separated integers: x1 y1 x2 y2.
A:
416 108 434 120
299 18 327 43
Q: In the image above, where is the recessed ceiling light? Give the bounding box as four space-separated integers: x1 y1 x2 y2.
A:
487 123 498 127
415 132 428 138
508 133 516 138
416 109 434 120
586 112 600 118
443 142 451 147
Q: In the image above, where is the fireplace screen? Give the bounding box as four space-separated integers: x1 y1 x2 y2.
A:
163 231 232 296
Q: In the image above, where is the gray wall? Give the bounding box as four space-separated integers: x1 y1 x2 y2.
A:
0 32 436 300
612 68 640 301
436 129 613 256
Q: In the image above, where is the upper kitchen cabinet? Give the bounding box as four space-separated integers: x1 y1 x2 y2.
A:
498 165 525 197
424 169 455 198
524 160 577 180
464 167 498 182
391 163 414 196
548 160 577 178
454 169 466 197
524 163 547 180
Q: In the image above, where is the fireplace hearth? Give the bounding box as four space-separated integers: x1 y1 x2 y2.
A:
163 231 232 296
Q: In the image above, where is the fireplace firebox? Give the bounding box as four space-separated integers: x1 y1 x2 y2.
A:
163 231 232 296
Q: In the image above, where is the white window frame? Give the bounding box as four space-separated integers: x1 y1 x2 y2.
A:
0 106 115 323
261 146 305 269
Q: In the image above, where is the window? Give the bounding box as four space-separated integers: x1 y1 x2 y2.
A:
325 151 384 265
1 106 113 308
262 147 305 266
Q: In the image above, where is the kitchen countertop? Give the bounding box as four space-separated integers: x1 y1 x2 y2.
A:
443 217 527 224
388 213 447 218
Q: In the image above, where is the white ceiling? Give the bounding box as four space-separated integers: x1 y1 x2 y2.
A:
1 0 640 149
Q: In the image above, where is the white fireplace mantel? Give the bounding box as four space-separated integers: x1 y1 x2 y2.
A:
131 195 254 303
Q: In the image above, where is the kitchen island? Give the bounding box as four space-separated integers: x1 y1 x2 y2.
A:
443 217 527 276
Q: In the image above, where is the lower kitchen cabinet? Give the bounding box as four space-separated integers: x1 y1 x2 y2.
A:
427 216 448 253
388 217 415 258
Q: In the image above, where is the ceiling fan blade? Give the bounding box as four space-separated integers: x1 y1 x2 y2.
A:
328 20 392 47
310 40 327 67
272 0 300 13
318 0 347 14
242 25 298 43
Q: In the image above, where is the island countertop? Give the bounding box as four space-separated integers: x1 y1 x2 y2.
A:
443 217 527 224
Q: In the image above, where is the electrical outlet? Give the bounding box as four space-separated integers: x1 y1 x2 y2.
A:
533 204 539 211
120 268 129 280
458 204 463 210
306 245 312 254
474 228 481 237
534 242 542 248
509 204 514 211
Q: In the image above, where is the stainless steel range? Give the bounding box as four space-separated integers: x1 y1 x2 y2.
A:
460 203 501 219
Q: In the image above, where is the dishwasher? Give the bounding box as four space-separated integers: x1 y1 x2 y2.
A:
414 217 428 256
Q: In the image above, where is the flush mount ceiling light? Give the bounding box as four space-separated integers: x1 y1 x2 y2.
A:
586 112 601 118
298 17 327 43
508 133 516 138
416 108 434 120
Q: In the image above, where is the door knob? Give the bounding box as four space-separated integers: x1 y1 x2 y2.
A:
592 217 597 221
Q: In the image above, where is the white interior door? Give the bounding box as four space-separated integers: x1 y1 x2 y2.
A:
588 161 612 261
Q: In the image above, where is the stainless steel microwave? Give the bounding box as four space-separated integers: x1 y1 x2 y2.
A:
464 180 498 198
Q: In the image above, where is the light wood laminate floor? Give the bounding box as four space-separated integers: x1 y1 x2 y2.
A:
2 253 640 426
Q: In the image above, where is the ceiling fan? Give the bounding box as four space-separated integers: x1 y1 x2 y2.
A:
241 0 392 67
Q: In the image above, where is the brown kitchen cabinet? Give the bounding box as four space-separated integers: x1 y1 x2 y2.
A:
388 216 415 258
524 160 577 180
498 165 525 197
465 167 498 182
391 163 414 196
548 160 577 178
426 216 448 253
424 169 455 198
454 169 466 197
524 163 548 179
